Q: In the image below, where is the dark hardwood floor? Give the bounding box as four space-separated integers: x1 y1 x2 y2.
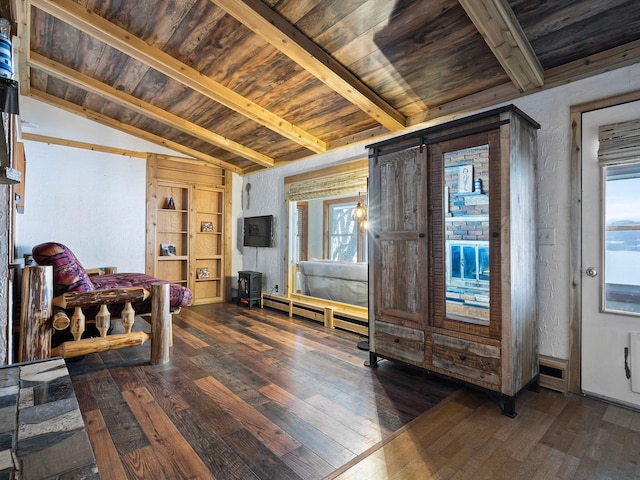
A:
67 302 640 479
66 303 460 479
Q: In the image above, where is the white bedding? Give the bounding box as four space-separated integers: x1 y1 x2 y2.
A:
298 260 368 307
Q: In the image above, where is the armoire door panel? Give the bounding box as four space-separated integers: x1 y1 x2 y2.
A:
379 240 417 306
430 130 502 339
378 149 422 233
371 145 428 330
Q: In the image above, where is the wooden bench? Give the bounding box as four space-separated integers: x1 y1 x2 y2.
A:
19 265 172 365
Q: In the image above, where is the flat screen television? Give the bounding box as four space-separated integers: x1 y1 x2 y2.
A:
243 215 273 247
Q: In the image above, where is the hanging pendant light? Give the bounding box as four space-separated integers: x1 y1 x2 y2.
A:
352 191 367 220
352 200 367 222
352 192 367 231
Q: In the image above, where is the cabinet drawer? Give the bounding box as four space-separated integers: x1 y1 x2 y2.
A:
374 321 425 365
431 334 501 386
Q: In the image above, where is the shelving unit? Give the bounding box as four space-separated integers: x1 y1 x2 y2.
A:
147 154 230 305
155 183 189 286
192 186 224 304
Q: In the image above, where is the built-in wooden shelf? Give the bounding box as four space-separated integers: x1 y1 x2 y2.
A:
147 155 230 306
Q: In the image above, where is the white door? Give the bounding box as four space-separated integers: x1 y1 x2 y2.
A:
582 100 640 408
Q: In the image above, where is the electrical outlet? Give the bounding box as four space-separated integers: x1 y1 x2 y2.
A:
275 284 279 293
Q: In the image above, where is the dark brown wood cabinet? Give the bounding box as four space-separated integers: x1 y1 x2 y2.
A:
367 106 539 416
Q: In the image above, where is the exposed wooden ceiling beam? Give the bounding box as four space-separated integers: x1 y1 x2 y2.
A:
21 133 226 172
21 132 148 158
28 52 275 168
328 125 389 151
29 89 244 174
211 0 406 132
22 132 223 171
459 0 543 92
15 0 31 96
321 39 640 159
408 38 640 128
542 38 640 87
29 0 327 154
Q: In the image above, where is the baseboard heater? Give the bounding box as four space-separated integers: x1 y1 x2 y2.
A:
539 355 568 393
262 294 368 336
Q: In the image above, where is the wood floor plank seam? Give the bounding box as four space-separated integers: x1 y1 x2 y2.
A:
195 375 302 457
82 409 129 480
122 385 216 479
259 383 379 453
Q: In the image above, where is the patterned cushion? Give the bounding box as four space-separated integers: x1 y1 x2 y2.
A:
32 243 192 316
32 242 95 296
91 273 192 310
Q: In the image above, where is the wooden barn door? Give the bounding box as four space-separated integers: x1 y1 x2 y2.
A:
369 145 429 334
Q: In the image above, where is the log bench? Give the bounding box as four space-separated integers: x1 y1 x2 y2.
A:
18 242 192 365
19 266 173 364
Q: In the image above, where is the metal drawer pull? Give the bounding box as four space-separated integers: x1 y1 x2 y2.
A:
394 338 400 343
459 355 466 361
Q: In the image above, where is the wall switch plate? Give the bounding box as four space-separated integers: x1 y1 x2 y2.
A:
538 227 556 245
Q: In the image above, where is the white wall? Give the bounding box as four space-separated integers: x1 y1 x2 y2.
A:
18 142 147 270
16 97 185 271
237 63 640 360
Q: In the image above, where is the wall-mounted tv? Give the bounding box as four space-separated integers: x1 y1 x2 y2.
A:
243 215 273 247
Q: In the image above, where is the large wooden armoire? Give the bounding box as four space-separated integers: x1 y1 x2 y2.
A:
366 106 539 416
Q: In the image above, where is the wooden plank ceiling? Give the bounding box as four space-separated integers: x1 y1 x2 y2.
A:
9 0 640 174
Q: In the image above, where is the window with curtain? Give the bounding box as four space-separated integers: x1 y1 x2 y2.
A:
294 202 308 264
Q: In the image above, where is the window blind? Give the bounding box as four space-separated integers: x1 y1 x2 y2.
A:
598 118 640 166
285 170 368 201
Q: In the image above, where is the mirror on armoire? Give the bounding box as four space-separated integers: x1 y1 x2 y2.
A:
285 159 369 308
443 144 490 325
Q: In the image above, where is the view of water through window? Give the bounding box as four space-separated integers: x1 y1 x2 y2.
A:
605 164 640 314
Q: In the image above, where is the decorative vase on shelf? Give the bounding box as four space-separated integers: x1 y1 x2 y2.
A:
474 178 483 194
165 197 176 210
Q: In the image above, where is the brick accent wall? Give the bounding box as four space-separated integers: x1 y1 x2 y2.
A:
444 145 489 242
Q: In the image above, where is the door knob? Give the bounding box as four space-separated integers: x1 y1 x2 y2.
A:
586 267 598 277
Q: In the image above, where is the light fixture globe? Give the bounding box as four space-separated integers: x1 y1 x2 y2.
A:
352 201 367 222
